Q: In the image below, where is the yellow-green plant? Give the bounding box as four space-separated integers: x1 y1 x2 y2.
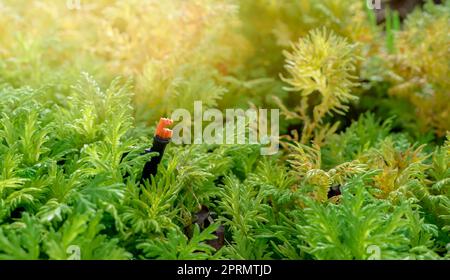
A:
287 143 366 202
276 28 360 146
382 1 450 136
358 137 429 199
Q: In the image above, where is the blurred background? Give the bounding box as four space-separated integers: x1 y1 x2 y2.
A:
0 0 448 139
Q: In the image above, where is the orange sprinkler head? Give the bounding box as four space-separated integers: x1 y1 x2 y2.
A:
155 118 173 140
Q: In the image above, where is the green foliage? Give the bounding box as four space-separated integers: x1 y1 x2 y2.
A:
0 214 42 260
138 224 220 260
44 211 131 260
321 113 393 167
296 183 439 260
259 174 441 260
0 0 448 260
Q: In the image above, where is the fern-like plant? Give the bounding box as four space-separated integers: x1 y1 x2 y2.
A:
276 28 360 145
